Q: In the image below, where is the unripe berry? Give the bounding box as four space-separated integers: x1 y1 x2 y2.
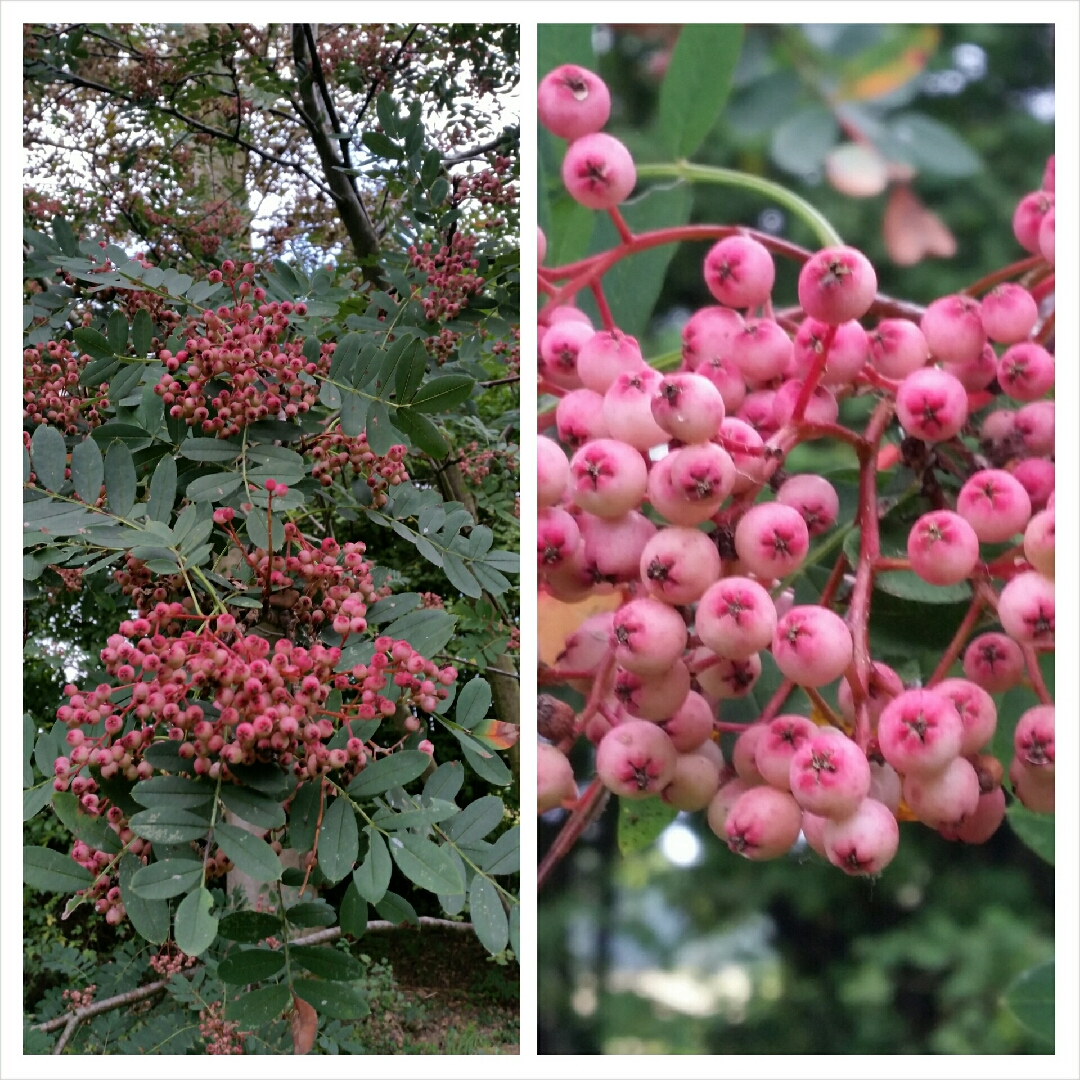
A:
595 720 678 798
562 133 636 210
537 64 611 140
639 526 722 605
956 469 1032 543
613 661 691 721
728 319 792 384
538 742 576 814
734 502 810 580
731 723 767 784
602 368 667 451
611 597 687 677
703 236 776 309
962 632 1026 694
724 786 803 860
706 777 751 839
580 510 657 582
877 689 963 776
906 510 980 586
789 734 871 819
997 570 1054 646
895 367 969 443
1014 400 1054 457
1012 458 1054 512
696 576 778 661
776 474 840 538
941 787 1006 844
771 606 853 687
822 798 899 875
797 246 877 325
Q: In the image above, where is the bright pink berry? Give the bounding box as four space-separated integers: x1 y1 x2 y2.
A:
1023 507 1054 578
943 342 997 392
755 715 819 791
1011 457 1054 512
734 502 810 580
693 650 762 703
612 661 691 721
639 526 722 605
776 474 839 537
696 577 777 661
934 677 998 756
659 691 715 753
724 786 803 860
611 597 687 677
895 367 969 443
568 439 648 519
797 246 877 325
538 743 576 813
1014 704 1054 774
941 787 1006 844
718 418 767 493
649 444 735 526
537 435 570 508
580 510 657 583
906 509 981 586
1012 190 1053 254
771 606 853 687
651 373 726 443
539 319 591 389
562 133 636 210
1038 204 1054 264
792 318 868 386
997 343 1054 402
822 798 900 875
555 388 609 449
731 723 767 784
537 507 580 571
956 469 1032 543
789 733 871 819
682 306 744 367
980 283 1039 344
962 632 1026 694
997 570 1054 646
920 294 986 364
602 368 667 451
869 319 929 379
1014 400 1054 456
703 236 776 309
595 720 677 799
728 318 792 384
537 64 611 140
877 689 963 776
576 329 645 394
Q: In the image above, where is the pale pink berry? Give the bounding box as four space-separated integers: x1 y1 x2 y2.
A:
956 469 1032 543
1014 704 1054 775
895 367 969 443
696 576 777 661
941 787 1006 843
725 786 803 860
772 379 839 427
776 474 840 537
962 632 1024 694
556 388 609 449
602 368 668 451
734 502 810 580
728 319 792 384
659 691 715 753
869 319 929 379
800 810 831 858
1039 204 1054 264
569 439 648 519
653 444 735 524
538 226 547 266
1023 507 1054 578
537 435 570 508
719 418 767 494
611 597 687 677
792 318 868 386
580 510 657 583
562 133 636 210
706 778 751 839
537 64 611 141
731 724 767 784
868 761 902 815
539 320 591 389
902 756 980 828
837 662 903 728
595 720 677 799
555 612 613 695
920 294 986 364
538 743 577 813
877 689 963 776
651 373 726 442
906 510 980 587
682 305 744 367
1014 400 1054 456
755 715 819 791
613 660 691 721
997 570 1054 646
1010 757 1054 813
789 734 871 819
537 507 581 571
640 526 722 605
798 246 877 325
662 751 722 811
1012 458 1054 512
771 606 853 687
943 342 998 392
703 235 776 309
823 798 899 875
980 283 1038 344
545 305 593 327
1012 190 1053 254
576 329 646 394
997 343 1054 402
543 546 602 602
693 354 747 413
934 678 998 756
737 390 780 440
980 408 1017 451
693 650 762 702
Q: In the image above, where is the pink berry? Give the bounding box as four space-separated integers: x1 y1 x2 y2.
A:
706 778 751 839
962 632 1026 694
562 133 636 210
755 715 819 791
682 305 744 367
556 388 609 449
1023 507 1054 578
933 677 997 756
595 720 677 799
956 469 1032 543
731 724 767 784
943 342 998 393
1014 400 1054 456
576 329 646 394
538 226 547 266
906 509 980 587
737 390 780 440
797 246 877 325
537 435 570 508
801 810 831 858
1012 190 1053 255
776 474 840 537
728 319 792 384
537 64 611 141
772 379 839 427
661 751 722 812
556 612 614 695
538 743 576 813
569 439 648 519
602 368 668 451
659 691 715 753
724 786 803 860
789 734 871 819
693 354 747 414
792 318 868 386
649 444 735 526
920 295 986 364
651 373 726 443
639 526 722 605
869 319 929 379
703 236 776 309
822 798 900 875
696 576 777 661
997 570 1054 646
1014 704 1054 774
1038 204 1054 264
877 689 963 776
980 283 1039 344
1041 155 1055 193
718 418 767 493
941 787 1006 844
837 662 904 729
694 650 762 703
997 343 1054 402
537 507 581 571
868 761 902 815
611 597 687 677
1012 457 1054 512
539 320 591 389
580 510 657 583
734 502 810 580
902 756 980 828
613 660 691 722
895 367 969 443
771 606 853 687
1010 757 1054 813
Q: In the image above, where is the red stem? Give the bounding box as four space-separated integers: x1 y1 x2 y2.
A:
1022 645 1053 705
927 591 987 686
608 207 634 245
590 280 616 332
961 255 1044 297
538 778 608 892
791 326 836 422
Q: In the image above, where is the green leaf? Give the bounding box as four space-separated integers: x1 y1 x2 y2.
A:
52 791 122 853
131 308 153 357
440 551 481 596
366 399 395 455
339 391 369 437
347 751 432 797
119 854 171 944
618 796 678 856
481 825 519 875
889 113 982 178
285 900 337 928
185 472 242 503
178 438 242 463
393 408 449 457
72 326 112 359
352 830 392 905
537 22 595 80
31 425 67 493
390 835 464 895
1007 805 1054 864
328 331 362 380
131 775 214 810
129 858 204 900
339 881 368 937
69 436 104 505
445 795 503 845
173 886 219 957
290 945 365 982
24 783 54 821
293 980 369 1021
381 609 458 658
657 24 744 158
469 875 509 955
106 310 129 354
362 131 400 159
456 676 492 729
376 91 400 137
228 761 293 798
288 782 321 852
213 823 283 883
1003 960 1053 1045
394 341 428 403
366 592 422 624
423 760 465 803
408 373 475 414
52 214 80 256
770 105 840 176
217 947 287 985
509 905 519 960
373 801 459 832
461 736 512 787
24 846 93 892
318 797 359 883
129 806 211 844
225 983 291 1028
374 890 418 927
147 454 177 523
104 441 137 518
218 910 281 943
219 785 286 830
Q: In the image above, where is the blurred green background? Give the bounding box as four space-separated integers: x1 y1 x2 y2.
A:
537 23 1054 1056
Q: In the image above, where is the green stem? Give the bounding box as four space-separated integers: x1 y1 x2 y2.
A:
635 160 843 249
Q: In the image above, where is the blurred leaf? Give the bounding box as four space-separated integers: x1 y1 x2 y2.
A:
617 797 678 856
1003 960 1053 1045
770 106 840 176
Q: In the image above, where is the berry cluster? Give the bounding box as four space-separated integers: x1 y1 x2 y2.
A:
306 429 409 504
537 64 1054 880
